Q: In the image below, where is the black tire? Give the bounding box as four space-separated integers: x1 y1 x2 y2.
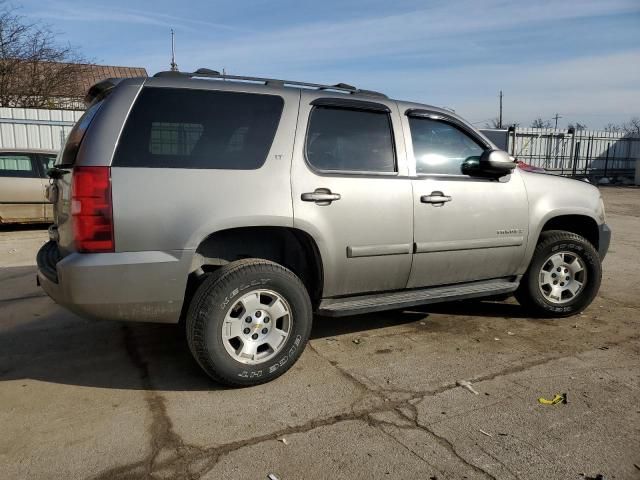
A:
186 259 312 387
515 230 601 317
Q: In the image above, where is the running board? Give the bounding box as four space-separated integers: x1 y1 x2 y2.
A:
317 278 519 317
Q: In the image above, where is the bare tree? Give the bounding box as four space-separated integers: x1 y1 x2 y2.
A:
621 117 640 136
0 4 91 108
530 117 552 128
603 123 621 133
567 122 587 131
484 117 519 128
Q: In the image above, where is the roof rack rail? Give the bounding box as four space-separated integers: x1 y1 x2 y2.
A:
153 69 387 98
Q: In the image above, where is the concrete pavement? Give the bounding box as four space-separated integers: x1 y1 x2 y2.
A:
1 187 639 479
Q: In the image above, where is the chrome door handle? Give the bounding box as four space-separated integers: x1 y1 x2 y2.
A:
421 191 452 206
301 188 341 205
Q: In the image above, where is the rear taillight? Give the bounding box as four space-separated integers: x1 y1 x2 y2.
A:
72 166 114 253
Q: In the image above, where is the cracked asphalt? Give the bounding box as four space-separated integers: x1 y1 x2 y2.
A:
1 187 639 480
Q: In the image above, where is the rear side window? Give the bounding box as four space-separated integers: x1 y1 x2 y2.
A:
113 88 284 169
305 107 396 173
0 153 37 177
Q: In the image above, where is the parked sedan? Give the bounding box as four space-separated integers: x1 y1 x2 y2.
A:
0 149 57 223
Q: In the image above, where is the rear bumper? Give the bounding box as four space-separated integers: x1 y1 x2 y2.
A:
37 241 193 323
598 223 612 260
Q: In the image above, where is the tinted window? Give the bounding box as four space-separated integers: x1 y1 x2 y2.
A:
58 100 103 166
306 107 395 173
409 117 484 175
0 153 37 177
113 88 284 169
40 154 57 176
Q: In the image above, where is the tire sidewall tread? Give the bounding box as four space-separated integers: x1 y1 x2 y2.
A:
516 230 602 317
186 259 312 387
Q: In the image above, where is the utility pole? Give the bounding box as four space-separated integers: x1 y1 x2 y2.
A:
170 29 178 72
499 90 503 129
553 113 562 129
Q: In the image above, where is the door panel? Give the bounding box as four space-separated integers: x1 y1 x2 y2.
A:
400 112 529 288
0 153 47 222
409 174 528 287
292 93 413 297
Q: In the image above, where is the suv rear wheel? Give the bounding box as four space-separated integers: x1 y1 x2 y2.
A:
515 230 602 317
186 259 312 386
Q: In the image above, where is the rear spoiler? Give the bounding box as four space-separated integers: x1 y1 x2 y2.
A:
84 78 123 107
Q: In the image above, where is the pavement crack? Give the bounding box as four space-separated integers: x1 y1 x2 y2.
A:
90 325 217 480
395 402 498 480
477 444 521 479
92 330 639 479
368 417 443 475
307 342 374 394
0 292 47 304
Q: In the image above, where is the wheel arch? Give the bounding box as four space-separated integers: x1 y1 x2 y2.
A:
181 226 324 321
538 214 600 250
520 210 601 273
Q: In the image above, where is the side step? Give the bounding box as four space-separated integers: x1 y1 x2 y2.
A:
317 278 519 317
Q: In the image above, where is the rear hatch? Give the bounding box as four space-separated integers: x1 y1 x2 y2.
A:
47 80 120 256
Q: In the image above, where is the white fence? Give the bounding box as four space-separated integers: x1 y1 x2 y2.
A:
481 127 640 180
0 107 84 152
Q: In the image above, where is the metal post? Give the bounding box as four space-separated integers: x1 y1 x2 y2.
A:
508 126 516 156
572 142 581 176
567 127 576 175
584 134 593 176
603 142 610 178
610 142 617 177
499 90 503 129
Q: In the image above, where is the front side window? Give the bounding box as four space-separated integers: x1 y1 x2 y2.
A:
0 154 37 177
409 117 484 175
113 88 284 169
306 107 396 173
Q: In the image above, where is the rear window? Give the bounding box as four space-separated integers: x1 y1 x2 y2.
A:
57 100 103 166
113 88 284 169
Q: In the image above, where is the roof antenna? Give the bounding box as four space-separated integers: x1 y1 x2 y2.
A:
170 29 178 72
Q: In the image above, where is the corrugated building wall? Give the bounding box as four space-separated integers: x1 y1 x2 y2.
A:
0 107 84 152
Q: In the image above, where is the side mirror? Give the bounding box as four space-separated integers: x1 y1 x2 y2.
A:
462 149 516 177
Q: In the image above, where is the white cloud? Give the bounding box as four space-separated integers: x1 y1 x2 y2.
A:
33 2 242 32
170 0 640 72
33 0 640 128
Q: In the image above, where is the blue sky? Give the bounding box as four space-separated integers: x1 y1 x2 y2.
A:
20 0 640 129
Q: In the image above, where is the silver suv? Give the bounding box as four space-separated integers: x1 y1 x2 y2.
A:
37 69 611 386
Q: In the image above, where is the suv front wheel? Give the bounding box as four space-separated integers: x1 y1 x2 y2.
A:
186 259 312 386
515 230 602 317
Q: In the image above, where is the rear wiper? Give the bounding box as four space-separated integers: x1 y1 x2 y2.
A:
47 166 71 179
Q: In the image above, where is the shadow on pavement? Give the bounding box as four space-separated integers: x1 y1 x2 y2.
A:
1 265 536 392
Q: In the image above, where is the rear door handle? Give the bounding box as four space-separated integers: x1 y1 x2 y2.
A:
421 191 452 206
301 188 341 205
